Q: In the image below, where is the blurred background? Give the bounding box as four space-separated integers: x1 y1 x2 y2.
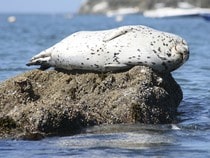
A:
1 0 210 17
0 0 210 158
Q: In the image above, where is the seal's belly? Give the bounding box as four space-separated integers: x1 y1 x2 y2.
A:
50 31 110 71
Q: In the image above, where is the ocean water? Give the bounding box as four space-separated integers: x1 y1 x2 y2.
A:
0 14 210 157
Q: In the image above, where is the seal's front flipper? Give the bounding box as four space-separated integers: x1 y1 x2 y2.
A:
103 26 134 42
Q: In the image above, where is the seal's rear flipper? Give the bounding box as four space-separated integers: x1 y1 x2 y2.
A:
39 64 51 70
26 56 51 70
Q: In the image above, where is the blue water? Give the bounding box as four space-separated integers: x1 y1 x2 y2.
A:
0 14 210 157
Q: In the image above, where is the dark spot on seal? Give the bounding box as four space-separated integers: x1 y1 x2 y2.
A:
94 64 99 68
167 53 171 57
114 53 120 56
153 50 157 54
86 58 90 60
158 47 161 52
113 58 120 63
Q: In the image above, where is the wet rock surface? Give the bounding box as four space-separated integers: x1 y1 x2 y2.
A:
0 66 182 139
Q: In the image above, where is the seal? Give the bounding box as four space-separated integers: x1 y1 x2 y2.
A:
26 25 189 73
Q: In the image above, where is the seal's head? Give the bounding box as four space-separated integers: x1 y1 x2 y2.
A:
151 32 190 72
166 36 189 72
173 38 189 62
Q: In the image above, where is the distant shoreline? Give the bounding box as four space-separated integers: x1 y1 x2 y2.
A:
79 0 210 14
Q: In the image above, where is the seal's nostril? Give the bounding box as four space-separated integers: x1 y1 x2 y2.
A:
181 50 190 62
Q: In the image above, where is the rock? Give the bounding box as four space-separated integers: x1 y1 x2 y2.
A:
0 66 182 139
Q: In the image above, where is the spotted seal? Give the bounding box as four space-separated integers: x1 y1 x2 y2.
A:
26 25 189 72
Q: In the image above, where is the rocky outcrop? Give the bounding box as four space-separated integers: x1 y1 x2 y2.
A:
79 0 210 14
0 66 182 139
